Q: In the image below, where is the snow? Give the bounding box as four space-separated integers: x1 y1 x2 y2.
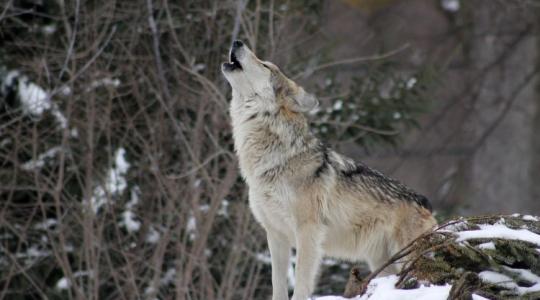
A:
90 148 130 213
87 77 121 91
479 271 515 289
472 295 490 300
316 275 451 300
315 297 357 300
406 77 417 89
18 79 51 116
503 266 540 283
114 148 130 173
186 215 197 240
441 0 460 12
59 85 72 96
51 105 68 128
333 100 343 111
55 271 93 290
477 241 495 250
143 267 177 297
479 269 540 295
146 226 161 243
256 252 272 264
4 70 20 87
122 211 141 232
193 63 206 72
16 245 51 259
320 218 540 300
34 218 58 230
456 223 540 247
218 199 230 216
127 187 140 208
21 146 63 170
439 219 468 232
56 277 70 290
120 186 141 232
160 268 176 285
42 24 57 35
523 215 539 221
2 70 69 129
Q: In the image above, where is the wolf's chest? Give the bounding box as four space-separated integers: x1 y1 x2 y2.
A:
248 185 297 241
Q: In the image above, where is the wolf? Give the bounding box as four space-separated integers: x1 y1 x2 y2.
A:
222 40 437 300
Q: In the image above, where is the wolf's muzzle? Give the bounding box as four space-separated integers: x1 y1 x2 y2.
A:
222 40 244 72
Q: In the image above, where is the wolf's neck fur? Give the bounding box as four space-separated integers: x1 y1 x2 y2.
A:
230 93 317 182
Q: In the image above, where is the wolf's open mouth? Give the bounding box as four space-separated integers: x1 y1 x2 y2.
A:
223 51 242 71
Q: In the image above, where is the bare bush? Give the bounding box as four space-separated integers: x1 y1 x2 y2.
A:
0 1 327 299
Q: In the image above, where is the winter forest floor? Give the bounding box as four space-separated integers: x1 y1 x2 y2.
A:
316 214 540 300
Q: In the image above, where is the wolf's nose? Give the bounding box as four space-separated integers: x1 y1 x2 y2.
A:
232 40 244 49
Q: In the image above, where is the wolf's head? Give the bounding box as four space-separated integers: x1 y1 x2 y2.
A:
222 40 318 113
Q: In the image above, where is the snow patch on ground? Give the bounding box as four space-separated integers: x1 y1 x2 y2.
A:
315 275 451 300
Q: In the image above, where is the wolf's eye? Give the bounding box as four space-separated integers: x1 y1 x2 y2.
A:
262 63 270 70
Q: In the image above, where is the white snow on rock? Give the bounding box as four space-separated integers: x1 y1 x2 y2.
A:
479 270 540 295
479 271 515 289
315 275 451 300
523 215 539 221
503 266 540 284
456 223 540 247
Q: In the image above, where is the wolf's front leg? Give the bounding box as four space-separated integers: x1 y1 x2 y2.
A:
291 224 323 300
267 230 291 300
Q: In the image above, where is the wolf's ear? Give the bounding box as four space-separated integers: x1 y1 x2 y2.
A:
292 87 319 112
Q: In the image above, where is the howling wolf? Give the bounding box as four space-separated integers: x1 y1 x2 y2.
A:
222 40 436 300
